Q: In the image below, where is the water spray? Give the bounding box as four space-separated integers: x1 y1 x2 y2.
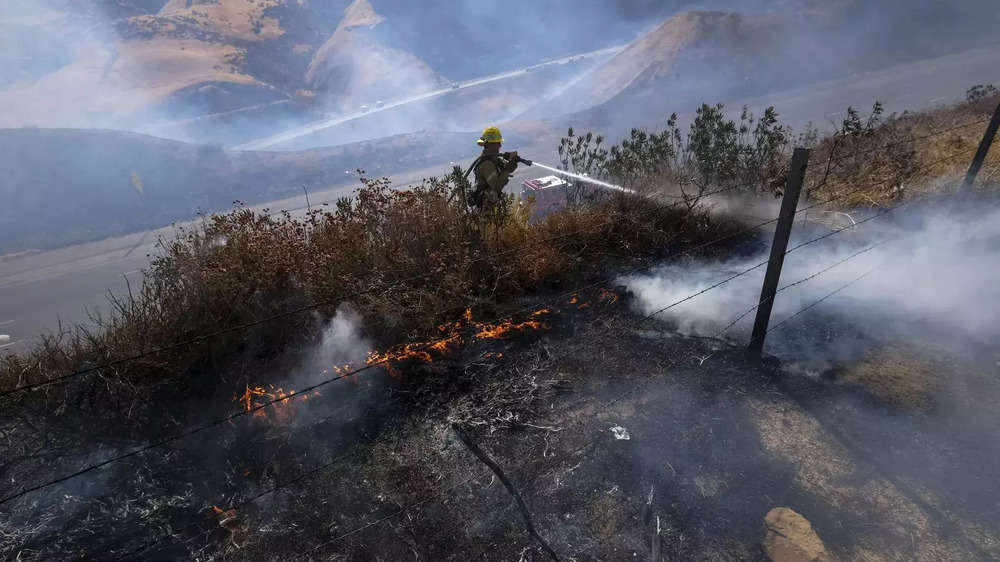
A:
530 162 634 193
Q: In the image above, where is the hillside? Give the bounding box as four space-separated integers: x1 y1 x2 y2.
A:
0 0 662 133
304 0 444 113
570 11 785 111
5 0 996 143
0 127 477 253
539 2 1000 121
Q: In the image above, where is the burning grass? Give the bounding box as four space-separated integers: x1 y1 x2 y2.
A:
364 307 552 377
236 383 320 422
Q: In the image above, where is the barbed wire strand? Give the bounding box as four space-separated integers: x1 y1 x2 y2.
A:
766 267 879 335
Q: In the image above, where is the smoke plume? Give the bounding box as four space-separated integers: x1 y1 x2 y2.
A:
620 196 1000 371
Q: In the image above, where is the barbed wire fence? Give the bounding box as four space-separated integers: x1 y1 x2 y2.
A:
1 109 997 560
165 148 977 558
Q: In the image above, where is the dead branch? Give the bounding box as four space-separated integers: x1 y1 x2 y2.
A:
451 423 560 561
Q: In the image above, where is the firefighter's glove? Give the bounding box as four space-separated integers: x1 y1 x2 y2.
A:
504 151 519 172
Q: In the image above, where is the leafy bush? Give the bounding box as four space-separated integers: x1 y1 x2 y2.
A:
557 103 797 208
966 84 997 103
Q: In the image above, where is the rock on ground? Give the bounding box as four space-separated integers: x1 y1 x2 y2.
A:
763 507 829 562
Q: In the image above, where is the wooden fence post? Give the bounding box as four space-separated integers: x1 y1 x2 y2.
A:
963 102 1000 191
748 148 811 359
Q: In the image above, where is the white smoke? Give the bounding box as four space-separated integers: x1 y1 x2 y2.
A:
304 303 373 383
619 198 1000 358
312 304 372 372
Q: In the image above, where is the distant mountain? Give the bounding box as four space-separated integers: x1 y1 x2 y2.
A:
534 1 1000 121
569 11 784 111
1 0 996 139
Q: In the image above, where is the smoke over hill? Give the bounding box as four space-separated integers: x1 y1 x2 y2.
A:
536 1 1000 122
1 0 997 142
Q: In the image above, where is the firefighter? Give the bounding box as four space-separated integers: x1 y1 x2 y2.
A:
466 126 519 212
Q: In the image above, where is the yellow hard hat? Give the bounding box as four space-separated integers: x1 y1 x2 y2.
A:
477 126 503 146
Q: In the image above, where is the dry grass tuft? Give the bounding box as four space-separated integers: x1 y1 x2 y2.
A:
806 93 1000 207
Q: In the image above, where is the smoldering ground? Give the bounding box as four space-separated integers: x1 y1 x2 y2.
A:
0 305 389 560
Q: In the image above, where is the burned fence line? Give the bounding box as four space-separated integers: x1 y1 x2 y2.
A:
2 123 990 560
0 144 977 511
745 142 982 356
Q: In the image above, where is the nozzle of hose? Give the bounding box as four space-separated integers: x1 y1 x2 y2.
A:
517 156 533 166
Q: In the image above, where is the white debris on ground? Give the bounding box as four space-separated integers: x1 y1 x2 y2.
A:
610 425 630 440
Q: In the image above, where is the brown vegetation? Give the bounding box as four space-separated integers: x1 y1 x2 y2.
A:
806 90 1000 206
0 172 729 423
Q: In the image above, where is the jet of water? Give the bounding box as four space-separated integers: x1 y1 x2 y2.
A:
532 163 634 193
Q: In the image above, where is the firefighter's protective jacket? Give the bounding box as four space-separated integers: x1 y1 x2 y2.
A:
471 153 515 209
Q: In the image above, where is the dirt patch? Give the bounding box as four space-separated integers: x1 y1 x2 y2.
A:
155 0 283 42
837 346 939 410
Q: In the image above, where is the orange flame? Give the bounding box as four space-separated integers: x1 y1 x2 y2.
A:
474 318 545 339
599 289 620 304
212 505 236 519
366 344 435 377
365 308 549 375
235 384 319 422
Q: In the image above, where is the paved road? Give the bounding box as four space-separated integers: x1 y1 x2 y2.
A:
4 44 999 355
233 46 626 151
0 163 456 355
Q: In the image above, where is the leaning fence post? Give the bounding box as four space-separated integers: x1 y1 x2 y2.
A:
748 148 811 359
962 102 1000 191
